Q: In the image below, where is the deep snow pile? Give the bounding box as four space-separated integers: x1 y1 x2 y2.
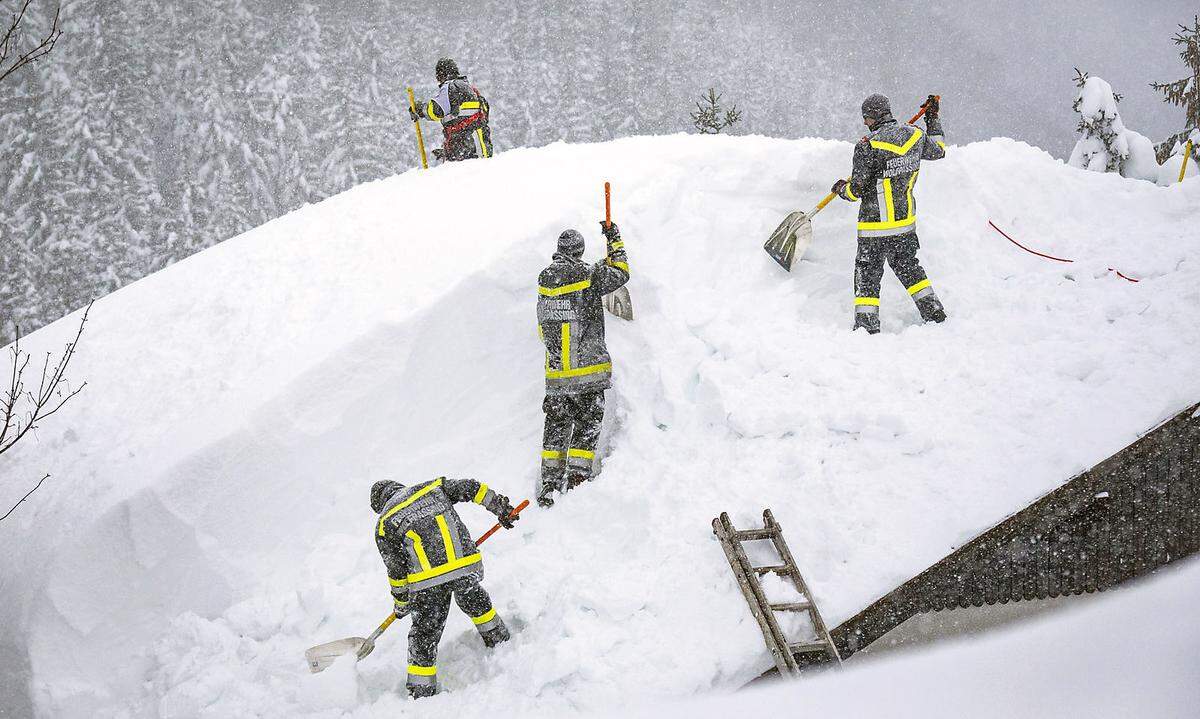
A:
615 557 1200 719
2 134 1198 718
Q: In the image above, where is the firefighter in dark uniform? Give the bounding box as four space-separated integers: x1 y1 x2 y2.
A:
832 94 948 333
371 478 518 699
409 58 494 162
535 223 630 508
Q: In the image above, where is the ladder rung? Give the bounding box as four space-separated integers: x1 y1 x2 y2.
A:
769 602 812 612
732 528 776 541
789 642 831 653
753 564 789 575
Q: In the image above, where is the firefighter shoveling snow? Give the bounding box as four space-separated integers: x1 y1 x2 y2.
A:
1 134 1197 718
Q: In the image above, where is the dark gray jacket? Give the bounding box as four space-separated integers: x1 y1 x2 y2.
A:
375 478 508 605
536 229 630 396
836 116 946 238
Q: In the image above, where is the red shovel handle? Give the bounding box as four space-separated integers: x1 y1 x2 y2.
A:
909 95 941 124
477 499 530 545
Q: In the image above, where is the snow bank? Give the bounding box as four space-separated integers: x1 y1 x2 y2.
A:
1157 128 1199 186
614 557 1200 719
2 134 1198 718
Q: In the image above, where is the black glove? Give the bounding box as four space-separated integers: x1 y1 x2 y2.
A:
923 95 939 119
408 106 420 123
831 179 848 195
599 221 620 241
495 495 519 529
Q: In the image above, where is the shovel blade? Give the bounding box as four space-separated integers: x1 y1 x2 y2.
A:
603 286 634 321
305 637 367 674
764 211 814 272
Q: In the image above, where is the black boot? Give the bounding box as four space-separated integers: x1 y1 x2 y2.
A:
564 473 590 491
407 684 437 700
536 473 562 508
853 312 880 334
481 619 511 648
916 295 947 323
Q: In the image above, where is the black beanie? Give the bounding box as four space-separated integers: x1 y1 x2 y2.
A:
557 229 585 258
435 58 459 83
370 480 405 513
861 94 893 122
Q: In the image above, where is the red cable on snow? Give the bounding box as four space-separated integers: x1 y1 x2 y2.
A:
987 221 1139 283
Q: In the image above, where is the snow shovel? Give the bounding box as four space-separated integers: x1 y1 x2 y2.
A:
764 97 941 272
763 192 836 271
601 181 634 321
304 499 530 673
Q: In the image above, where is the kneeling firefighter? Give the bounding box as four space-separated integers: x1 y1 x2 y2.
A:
372 478 518 698
409 58 493 162
832 93 948 333
535 222 630 507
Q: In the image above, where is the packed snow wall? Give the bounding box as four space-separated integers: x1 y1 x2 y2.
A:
1 135 1198 718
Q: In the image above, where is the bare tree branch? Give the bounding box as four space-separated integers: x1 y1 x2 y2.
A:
1 473 48 522
0 301 91 457
0 0 61 86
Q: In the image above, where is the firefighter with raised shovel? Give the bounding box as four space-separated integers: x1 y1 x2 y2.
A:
764 96 948 333
305 479 527 700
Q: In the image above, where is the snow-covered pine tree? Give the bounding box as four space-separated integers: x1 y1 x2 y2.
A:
1150 16 1200 164
1067 69 1158 181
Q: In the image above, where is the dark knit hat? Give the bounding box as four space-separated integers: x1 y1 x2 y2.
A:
557 229 585 258
370 480 405 513
435 58 460 83
861 94 893 122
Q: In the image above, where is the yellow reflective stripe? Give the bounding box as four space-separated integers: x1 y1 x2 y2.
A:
389 576 408 587
425 100 442 121
407 552 482 583
609 261 629 273
611 241 625 250
567 448 595 459
435 514 456 562
936 141 946 150
546 362 612 380
907 279 931 296
882 178 895 223
561 322 571 370
845 182 858 201
905 171 918 219
476 128 490 158
378 479 444 536
857 216 916 230
473 483 489 504
406 530 432 572
541 450 563 459
408 664 437 676
855 297 881 306
870 128 923 155
471 608 497 626
459 101 480 110
539 280 591 296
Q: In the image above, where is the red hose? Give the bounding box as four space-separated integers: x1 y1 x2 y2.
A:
988 221 1138 283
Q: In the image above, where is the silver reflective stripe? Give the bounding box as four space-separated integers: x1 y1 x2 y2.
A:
875 179 886 219
912 286 936 301
855 305 879 315
448 519 465 560
406 562 482 592
929 134 944 143
541 456 564 467
858 222 916 238
567 455 592 470
546 371 611 388
407 673 437 687
456 109 478 116
475 615 502 633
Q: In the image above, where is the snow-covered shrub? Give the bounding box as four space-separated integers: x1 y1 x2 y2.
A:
1068 71 1159 181
1156 127 1199 185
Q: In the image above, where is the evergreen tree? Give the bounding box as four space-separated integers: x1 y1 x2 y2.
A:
1150 16 1200 162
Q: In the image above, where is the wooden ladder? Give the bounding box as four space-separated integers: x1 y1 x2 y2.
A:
712 509 842 676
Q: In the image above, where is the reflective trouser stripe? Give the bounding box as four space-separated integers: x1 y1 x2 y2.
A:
855 297 880 314
907 279 932 297
541 450 564 467
471 607 501 632
567 448 594 470
408 665 437 686
476 128 490 158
